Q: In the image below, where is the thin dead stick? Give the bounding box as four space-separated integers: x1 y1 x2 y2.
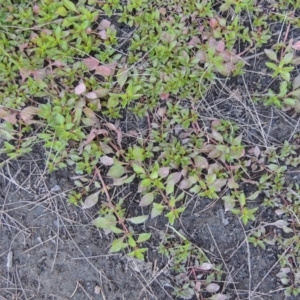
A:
76 281 93 300
70 281 79 298
22 236 56 254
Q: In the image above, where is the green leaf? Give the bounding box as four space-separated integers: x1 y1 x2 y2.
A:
166 182 175 195
56 6 68 16
239 193 246 207
278 81 287 97
247 190 260 200
151 203 164 218
123 174 136 184
281 52 293 65
109 238 127 252
117 67 128 89
132 146 144 162
132 163 145 174
137 233 151 243
139 192 154 206
107 163 125 178
206 174 216 185
93 215 115 229
127 215 148 224
107 96 119 108
283 98 296 106
63 0 78 13
128 235 137 247
165 211 176 225
281 71 290 82
264 49 278 62
265 61 277 70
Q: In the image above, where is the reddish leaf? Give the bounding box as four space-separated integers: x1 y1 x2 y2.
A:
19 43 28 51
179 179 192 189
216 40 225 52
160 92 169 100
19 68 32 82
83 57 99 70
20 106 39 124
194 156 208 169
292 41 300 50
78 128 108 154
210 18 218 29
99 19 111 29
166 172 182 185
139 192 154 206
85 92 98 99
95 65 113 77
158 167 169 178
75 82 86 95
98 30 107 40
100 155 114 166
82 191 100 209
0 108 17 124
32 69 46 81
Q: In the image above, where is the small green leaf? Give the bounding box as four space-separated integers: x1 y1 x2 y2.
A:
117 67 128 89
123 174 136 184
109 238 127 252
132 163 145 174
151 203 164 218
107 96 119 108
107 163 125 178
281 71 290 82
281 52 293 65
247 190 260 200
279 81 287 97
206 174 216 185
137 233 151 243
165 211 176 225
265 61 277 70
63 0 78 13
239 193 246 207
264 49 278 62
56 6 68 16
283 98 296 106
127 215 148 224
93 215 115 229
128 235 137 247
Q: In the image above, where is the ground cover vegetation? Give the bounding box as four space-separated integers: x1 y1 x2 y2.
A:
1 0 300 298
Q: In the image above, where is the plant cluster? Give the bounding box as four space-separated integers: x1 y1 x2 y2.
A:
1 0 300 298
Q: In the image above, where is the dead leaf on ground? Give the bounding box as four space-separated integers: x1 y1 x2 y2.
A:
20 106 40 124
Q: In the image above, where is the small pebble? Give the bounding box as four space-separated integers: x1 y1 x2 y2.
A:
7 251 13 269
50 185 61 192
94 285 101 295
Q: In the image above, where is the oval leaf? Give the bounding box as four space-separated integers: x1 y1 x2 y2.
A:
82 191 100 209
127 215 148 224
75 82 86 95
100 155 114 166
139 192 154 206
206 283 220 293
137 233 151 243
107 164 125 178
